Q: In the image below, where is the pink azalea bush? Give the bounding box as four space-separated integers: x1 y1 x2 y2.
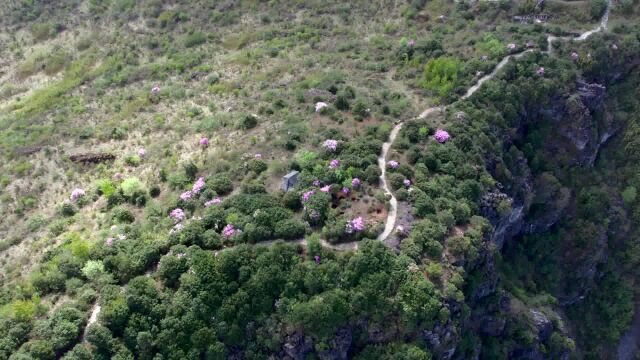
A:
138 148 146 157
169 208 186 222
507 43 517 51
387 160 399 169
151 85 160 94
434 129 450 143
345 217 365 234
342 187 350 194
351 178 361 187
192 177 205 193
407 39 416 47
254 153 262 159
302 190 316 202
180 191 193 201
105 238 114 246
329 159 340 169
205 198 221 207
536 67 545 76
571 52 579 61
313 180 321 187
222 224 235 238
403 179 411 187
320 185 331 193
199 137 209 146
323 139 338 151
70 188 85 201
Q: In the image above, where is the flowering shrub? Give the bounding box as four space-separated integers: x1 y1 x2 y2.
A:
199 137 209 146
342 187 350 194
323 139 338 152
320 185 331 193
169 208 186 222
192 177 205 193
351 178 361 188
222 224 235 238
70 188 85 201
138 148 146 157
536 67 545 76
387 160 399 169
302 190 316 202
151 85 160 94
329 159 340 169
313 180 321 187
180 191 193 201
434 129 450 143
204 198 221 207
571 52 579 61
403 179 411 187
345 217 365 234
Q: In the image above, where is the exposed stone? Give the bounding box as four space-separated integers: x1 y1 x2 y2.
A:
69 152 116 164
529 309 553 342
283 332 313 360
317 326 352 360
481 316 506 336
422 322 459 360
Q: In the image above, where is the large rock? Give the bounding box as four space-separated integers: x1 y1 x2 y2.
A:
421 322 459 360
317 326 353 360
529 309 553 342
283 332 313 360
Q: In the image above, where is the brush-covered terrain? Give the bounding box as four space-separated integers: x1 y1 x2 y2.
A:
1 0 640 359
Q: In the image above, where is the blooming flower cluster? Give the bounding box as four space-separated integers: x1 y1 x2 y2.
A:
192 177 205 193
254 153 262 159
351 178 361 188
329 159 340 169
342 187 350 194
387 160 399 169
315 102 328 112
536 67 545 76
302 190 316 202
199 137 209 146
571 52 579 61
138 148 146 157
407 39 416 47
169 208 186 222
180 191 193 201
314 255 321 264
222 224 235 238
507 43 517 51
105 238 114 246
205 198 221 207
320 185 331 193
403 179 411 187
151 85 160 94
313 180 321 187
323 139 338 151
70 188 85 201
434 129 450 143
345 217 365 234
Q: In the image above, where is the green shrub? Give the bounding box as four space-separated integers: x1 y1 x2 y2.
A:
238 114 258 129
121 177 144 198
112 207 135 223
422 57 462 97
208 174 233 194
274 219 307 239
184 32 207 48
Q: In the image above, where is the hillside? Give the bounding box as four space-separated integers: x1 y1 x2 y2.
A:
1 0 640 359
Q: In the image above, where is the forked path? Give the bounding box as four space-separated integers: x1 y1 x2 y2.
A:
377 0 611 243
82 1 612 336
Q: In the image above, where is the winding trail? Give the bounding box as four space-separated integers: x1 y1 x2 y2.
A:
376 0 611 244
80 1 613 338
